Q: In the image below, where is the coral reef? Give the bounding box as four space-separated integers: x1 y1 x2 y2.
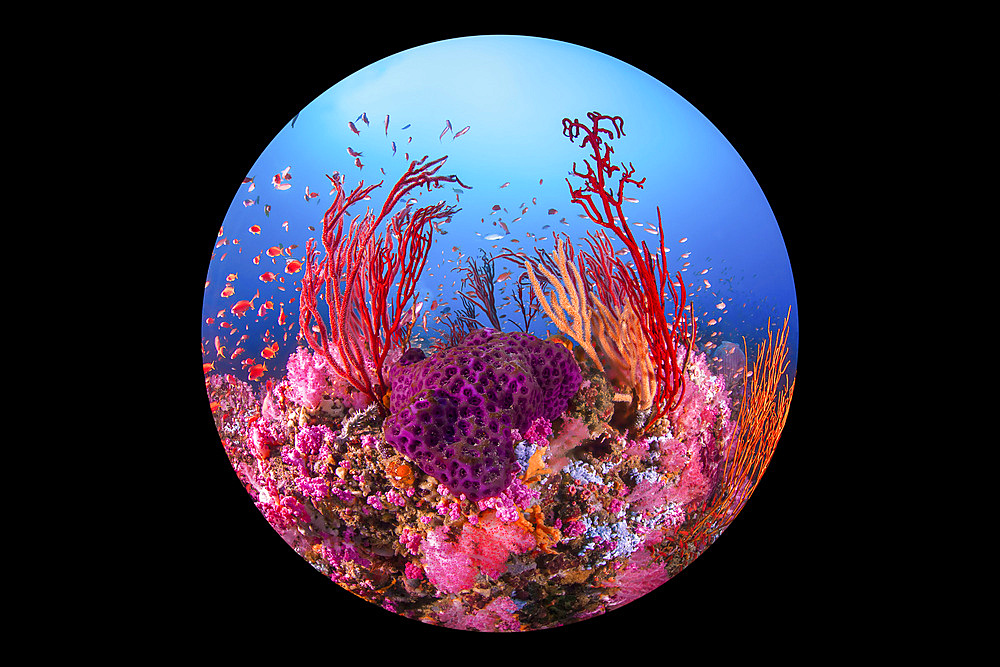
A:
203 109 795 632
203 315 784 630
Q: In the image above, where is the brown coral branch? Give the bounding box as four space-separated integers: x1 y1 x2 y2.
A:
590 296 655 411
523 236 604 372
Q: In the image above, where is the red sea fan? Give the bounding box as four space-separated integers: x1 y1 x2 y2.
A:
299 155 470 406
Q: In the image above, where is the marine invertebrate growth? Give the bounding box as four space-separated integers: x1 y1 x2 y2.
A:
383 329 583 501
457 250 502 331
299 156 470 404
508 271 542 333
724 308 794 514
561 111 696 429
678 307 795 552
523 236 603 373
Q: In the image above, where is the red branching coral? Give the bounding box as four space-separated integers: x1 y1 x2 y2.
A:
561 111 696 428
299 156 469 404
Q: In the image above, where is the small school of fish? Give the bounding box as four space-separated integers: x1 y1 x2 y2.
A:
207 110 738 387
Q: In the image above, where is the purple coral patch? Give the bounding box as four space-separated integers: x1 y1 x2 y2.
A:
384 329 583 501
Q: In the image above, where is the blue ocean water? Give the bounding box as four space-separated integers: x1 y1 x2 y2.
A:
201 35 797 385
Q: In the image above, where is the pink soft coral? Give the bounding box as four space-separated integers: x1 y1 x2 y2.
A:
664 450 713 506
435 596 519 631
421 526 477 594
606 539 672 610
522 416 553 447
285 345 374 411
285 346 331 409
467 596 521 632
420 511 536 594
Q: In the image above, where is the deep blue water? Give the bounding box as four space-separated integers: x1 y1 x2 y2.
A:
201 36 797 386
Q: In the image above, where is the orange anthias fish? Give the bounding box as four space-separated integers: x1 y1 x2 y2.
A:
248 362 267 381
215 336 226 358
272 173 291 191
231 290 259 318
249 225 261 235
546 334 574 352
260 271 277 282
203 361 215 374
220 284 235 298
260 342 280 359
285 258 303 274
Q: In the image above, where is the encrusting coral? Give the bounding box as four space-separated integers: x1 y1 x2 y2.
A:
383 328 583 501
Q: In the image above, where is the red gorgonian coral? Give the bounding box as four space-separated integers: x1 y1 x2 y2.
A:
561 111 696 428
299 155 470 405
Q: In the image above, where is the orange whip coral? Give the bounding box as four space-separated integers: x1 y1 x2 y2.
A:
677 307 795 552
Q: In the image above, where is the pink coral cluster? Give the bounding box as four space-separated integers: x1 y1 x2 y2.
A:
521 416 553 447
282 424 334 477
420 512 536 594
434 595 522 632
477 475 539 523
247 421 276 460
669 348 732 449
284 346 373 411
284 346 331 409
546 415 591 475
399 528 422 556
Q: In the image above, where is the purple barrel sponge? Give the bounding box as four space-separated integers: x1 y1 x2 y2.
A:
384 329 583 501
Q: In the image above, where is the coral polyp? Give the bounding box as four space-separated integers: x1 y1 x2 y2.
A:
201 36 797 632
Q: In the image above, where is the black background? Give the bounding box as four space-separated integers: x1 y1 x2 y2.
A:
127 14 874 657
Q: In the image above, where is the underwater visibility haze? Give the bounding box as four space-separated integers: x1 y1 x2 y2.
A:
201 35 798 632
